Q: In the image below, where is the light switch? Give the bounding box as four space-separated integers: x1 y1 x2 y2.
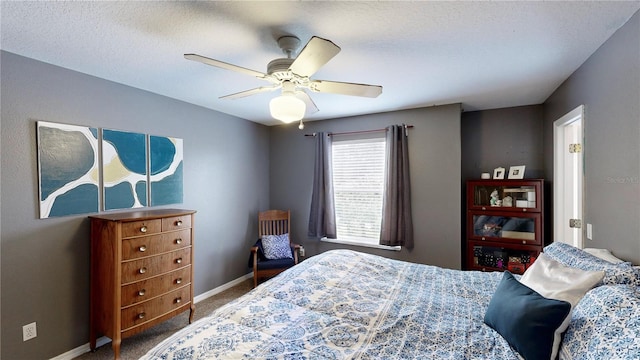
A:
587 223 593 240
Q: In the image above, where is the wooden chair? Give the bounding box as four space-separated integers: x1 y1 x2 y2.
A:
250 210 300 287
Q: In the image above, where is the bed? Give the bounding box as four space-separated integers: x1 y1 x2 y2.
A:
141 243 640 359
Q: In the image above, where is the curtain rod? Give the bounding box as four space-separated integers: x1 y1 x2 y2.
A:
304 125 413 137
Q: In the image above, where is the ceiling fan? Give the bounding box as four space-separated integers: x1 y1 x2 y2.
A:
184 35 383 127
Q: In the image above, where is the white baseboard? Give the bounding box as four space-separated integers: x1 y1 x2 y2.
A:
50 273 253 360
50 336 110 360
194 272 252 303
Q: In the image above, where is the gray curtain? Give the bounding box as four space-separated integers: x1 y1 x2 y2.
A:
308 132 337 238
380 125 414 248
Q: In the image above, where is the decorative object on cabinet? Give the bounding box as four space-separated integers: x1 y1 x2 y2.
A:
89 208 196 360
502 196 513 207
37 121 99 218
466 179 544 274
508 165 526 179
102 129 148 210
493 167 505 179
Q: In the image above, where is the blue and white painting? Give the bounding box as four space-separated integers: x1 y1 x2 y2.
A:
37 121 99 218
149 135 183 206
102 129 148 210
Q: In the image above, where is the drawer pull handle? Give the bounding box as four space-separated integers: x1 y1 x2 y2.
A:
176 220 183 226
522 240 527 244
175 258 182 264
175 297 182 304
139 267 147 274
138 289 146 296
137 312 146 320
176 278 182 284
139 245 147 252
140 226 147 233
175 238 182 245
481 237 485 241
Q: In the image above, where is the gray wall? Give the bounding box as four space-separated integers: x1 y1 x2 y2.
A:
268 104 463 269
461 105 544 181
543 10 640 264
461 105 546 264
1 51 270 359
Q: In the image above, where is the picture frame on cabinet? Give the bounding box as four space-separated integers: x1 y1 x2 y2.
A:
508 165 526 179
493 167 506 179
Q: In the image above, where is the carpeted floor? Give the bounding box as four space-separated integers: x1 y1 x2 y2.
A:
75 278 254 360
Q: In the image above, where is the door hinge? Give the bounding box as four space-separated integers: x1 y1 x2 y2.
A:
569 143 582 153
569 219 582 228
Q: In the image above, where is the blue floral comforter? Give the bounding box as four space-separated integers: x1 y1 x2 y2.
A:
141 249 522 359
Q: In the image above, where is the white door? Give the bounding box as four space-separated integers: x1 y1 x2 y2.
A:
553 105 584 248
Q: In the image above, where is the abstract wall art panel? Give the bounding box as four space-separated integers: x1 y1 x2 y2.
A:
102 129 148 210
149 135 183 206
37 121 99 218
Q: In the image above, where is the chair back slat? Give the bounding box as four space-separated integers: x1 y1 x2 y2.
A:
258 210 291 243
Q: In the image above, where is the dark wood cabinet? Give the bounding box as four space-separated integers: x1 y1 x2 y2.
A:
465 179 543 274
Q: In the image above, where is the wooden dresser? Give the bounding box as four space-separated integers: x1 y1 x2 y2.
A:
89 209 196 359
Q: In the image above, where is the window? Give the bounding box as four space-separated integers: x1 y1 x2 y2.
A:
331 135 386 247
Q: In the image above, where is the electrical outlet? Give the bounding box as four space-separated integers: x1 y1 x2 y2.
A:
299 246 305 257
23 322 37 341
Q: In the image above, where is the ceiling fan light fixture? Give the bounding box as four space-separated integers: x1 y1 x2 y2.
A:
269 94 306 123
186 35 382 122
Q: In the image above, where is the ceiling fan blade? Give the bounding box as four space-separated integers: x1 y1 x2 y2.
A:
295 90 319 113
219 84 281 99
310 80 382 98
289 36 341 77
184 53 267 79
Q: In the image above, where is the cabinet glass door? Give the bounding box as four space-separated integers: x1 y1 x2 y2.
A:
468 180 541 212
468 212 541 245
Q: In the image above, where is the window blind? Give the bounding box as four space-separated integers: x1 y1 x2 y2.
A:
332 137 385 244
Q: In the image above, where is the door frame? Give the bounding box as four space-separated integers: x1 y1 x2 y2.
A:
553 105 585 247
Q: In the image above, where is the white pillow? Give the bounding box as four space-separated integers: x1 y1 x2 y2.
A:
583 248 626 264
520 253 604 360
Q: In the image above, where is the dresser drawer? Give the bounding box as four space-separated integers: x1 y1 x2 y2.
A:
121 219 162 238
121 248 191 284
121 286 191 330
122 229 192 260
121 267 191 307
162 215 191 232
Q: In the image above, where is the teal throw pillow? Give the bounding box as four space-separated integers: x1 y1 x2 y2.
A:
484 271 571 360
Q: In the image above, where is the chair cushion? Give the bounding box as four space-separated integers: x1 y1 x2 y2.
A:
248 239 296 268
256 257 296 270
248 239 266 268
261 234 293 260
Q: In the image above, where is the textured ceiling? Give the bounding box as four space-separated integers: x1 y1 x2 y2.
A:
2 1 639 126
